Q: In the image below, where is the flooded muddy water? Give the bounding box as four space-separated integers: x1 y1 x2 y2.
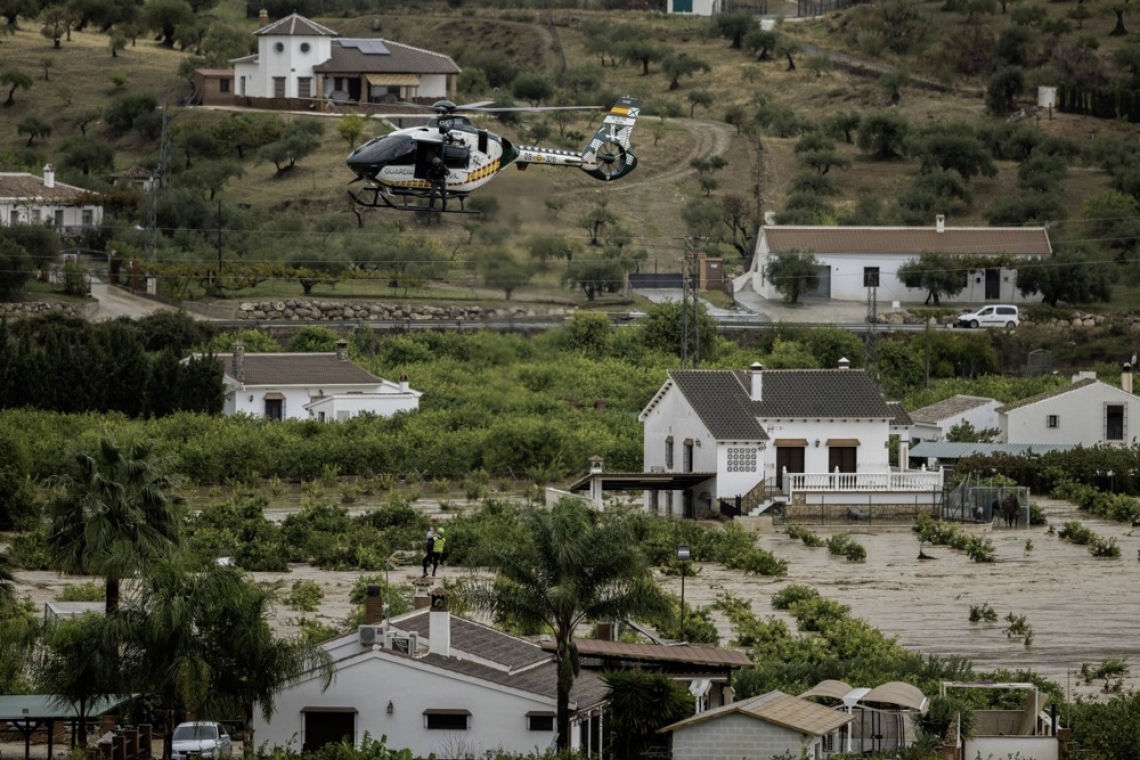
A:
13 498 1137 702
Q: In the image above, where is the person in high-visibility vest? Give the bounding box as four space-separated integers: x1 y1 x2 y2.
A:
421 527 436 578
429 528 446 577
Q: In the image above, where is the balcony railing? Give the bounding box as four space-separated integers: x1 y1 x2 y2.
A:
786 469 943 494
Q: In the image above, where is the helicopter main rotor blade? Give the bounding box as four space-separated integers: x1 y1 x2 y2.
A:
456 105 604 113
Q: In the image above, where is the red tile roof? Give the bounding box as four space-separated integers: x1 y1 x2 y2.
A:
0 173 95 203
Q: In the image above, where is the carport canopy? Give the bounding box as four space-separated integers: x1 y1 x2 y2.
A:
0 695 132 760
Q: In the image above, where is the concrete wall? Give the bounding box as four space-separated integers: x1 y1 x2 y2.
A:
670 713 820 760
307 392 419 421
965 737 1057 760
1002 383 1140 445
914 402 1003 443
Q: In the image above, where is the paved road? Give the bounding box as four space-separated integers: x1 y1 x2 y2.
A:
89 281 174 322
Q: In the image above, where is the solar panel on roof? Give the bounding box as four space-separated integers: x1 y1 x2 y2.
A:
340 39 389 54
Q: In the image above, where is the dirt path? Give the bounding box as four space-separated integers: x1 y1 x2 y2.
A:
88 281 174 322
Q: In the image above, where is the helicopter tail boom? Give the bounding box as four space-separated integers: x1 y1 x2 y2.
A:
509 97 641 181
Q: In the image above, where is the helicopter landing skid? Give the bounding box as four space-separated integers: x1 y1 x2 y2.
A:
348 187 481 215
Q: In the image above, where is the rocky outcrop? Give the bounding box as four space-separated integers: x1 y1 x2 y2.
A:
235 300 570 321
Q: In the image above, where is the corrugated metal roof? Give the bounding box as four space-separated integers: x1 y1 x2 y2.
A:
0 695 129 720
540 638 754 669
909 442 1076 458
661 690 852 736
762 225 1052 256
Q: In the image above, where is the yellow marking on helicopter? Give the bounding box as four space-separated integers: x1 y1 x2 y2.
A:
610 105 631 116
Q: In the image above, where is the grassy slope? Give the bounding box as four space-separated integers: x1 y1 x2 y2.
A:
0 0 1136 304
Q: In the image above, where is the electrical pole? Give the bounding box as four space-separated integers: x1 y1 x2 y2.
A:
865 286 879 383
680 237 705 369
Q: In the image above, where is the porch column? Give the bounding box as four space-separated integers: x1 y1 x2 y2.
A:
899 438 909 472
588 455 604 510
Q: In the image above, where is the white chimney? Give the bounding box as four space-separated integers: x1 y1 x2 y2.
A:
763 211 776 226
838 357 850 370
1124 362 1133 395
429 589 450 657
232 342 245 382
399 373 409 393
935 214 945 233
43 164 55 189
335 339 349 361
258 8 269 26
750 362 763 401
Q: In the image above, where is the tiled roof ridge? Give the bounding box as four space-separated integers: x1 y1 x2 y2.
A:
256 12 339 37
995 377 1099 413
909 394 996 422
0 173 95 196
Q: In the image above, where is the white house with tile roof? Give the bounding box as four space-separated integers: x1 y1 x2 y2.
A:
659 690 853 760
909 395 1002 444
253 590 607 758
214 340 420 421
631 362 942 518
228 12 458 109
0 165 102 235
998 375 1140 446
738 217 1052 303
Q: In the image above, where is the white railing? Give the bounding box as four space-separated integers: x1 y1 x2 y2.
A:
786 469 943 494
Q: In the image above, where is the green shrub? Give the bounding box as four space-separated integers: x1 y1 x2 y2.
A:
55 582 104 602
826 533 866 562
969 602 998 622
787 524 825 547
285 579 324 612
771 585 820 610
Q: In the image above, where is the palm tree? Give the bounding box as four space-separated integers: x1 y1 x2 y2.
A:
465 499 670 750
35 614 125 746
112 558 332 760
48 435 184 614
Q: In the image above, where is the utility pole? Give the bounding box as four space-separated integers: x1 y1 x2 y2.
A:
146 95 171 260
216 200 223 288
864 285 879 383
680 237 705 370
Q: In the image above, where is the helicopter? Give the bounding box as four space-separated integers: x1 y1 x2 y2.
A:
346 96 641 214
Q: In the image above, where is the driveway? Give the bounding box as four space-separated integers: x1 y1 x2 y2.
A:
89 280 174 322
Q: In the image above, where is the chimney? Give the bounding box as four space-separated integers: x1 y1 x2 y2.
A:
43 164 55 189
935 214 945 233
838 356 850 370
596 622 614 641
258 8 269 26
335 339 349 361
763 210 776 226
750 362 763 401
429 588 450 657
723 685 735 705
399 373 409 393
1124 362 1133 395
363 584 383 625
232 342 245 382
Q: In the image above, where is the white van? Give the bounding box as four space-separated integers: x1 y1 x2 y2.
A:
955 305 1019 329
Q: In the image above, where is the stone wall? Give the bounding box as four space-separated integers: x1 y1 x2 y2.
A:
0 301 94 319
877 309 1115 329
235 300 571 322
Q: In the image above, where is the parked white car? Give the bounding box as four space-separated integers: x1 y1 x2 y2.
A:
955 304 1020 329
171 722 233 760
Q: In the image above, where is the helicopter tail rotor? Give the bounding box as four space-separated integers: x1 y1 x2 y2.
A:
580 96 641 182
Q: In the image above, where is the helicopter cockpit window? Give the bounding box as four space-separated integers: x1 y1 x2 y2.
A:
371 136 416 166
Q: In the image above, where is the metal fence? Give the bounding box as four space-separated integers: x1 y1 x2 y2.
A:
940 474 1030 527
772 493 941 526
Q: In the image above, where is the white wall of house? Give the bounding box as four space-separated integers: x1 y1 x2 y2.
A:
224 382 385 420
667 0 720 15
234 33 332 99
306 392 419 421
965 737 1057 760
670 713 823 760
252 650 562 758
912 401 1002 443
1 201 102 231
641 383 720 515
1001 383 1140 446
760 418 891 481
714 441 768 499
749 250 1034 304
